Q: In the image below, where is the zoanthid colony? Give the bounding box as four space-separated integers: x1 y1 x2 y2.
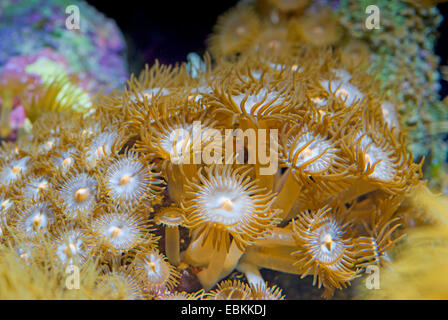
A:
0 47 425 299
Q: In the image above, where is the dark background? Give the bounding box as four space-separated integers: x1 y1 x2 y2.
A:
86 0 448 98
87 0 240 72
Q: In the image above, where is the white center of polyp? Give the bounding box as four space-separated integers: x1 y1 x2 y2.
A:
312 25 325 36
1 200 9 210
12 166 21 174
146 257 161 278
45 141 54 150
336 89 349 100
267 40 281 51
322 233 333 251
32 214 42 228
300 147 314 159
37 183 47 191
95 146 105 158
75 188 89 202
64 243 77 256
148 261 157 272
120 174 132 186
235 26 246 36
63 157 72 168
312 97 324 104
109 226 122 239
364 153 373 166
218 197 234 212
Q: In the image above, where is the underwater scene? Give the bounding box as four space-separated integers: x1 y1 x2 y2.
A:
1 0 448 301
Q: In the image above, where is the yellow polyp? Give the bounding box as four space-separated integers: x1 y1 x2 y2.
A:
119 174 132 186
255 227 296 247
166 165 186 204
273 169 302 219
218 240 246 281
256 163 275 192
196 243 228 291
74 188 89 202
332 179 377 205
240 245 300 275
180 164 198 182
165 226 180 266
182 232 214 268
236 261 264 287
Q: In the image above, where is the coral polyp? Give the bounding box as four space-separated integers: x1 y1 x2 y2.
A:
208 5 261 58
88 206 155 253
292 206 358 297
182 165 280 250
99 151 164 206
14 202 55 237
133 249 180 293
56 171 98 219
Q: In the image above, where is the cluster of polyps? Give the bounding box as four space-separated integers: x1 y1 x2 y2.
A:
0 46 422 299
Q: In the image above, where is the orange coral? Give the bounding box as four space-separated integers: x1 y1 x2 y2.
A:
0 45 424 299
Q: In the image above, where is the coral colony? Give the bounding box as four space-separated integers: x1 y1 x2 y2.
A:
0 0 447 300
